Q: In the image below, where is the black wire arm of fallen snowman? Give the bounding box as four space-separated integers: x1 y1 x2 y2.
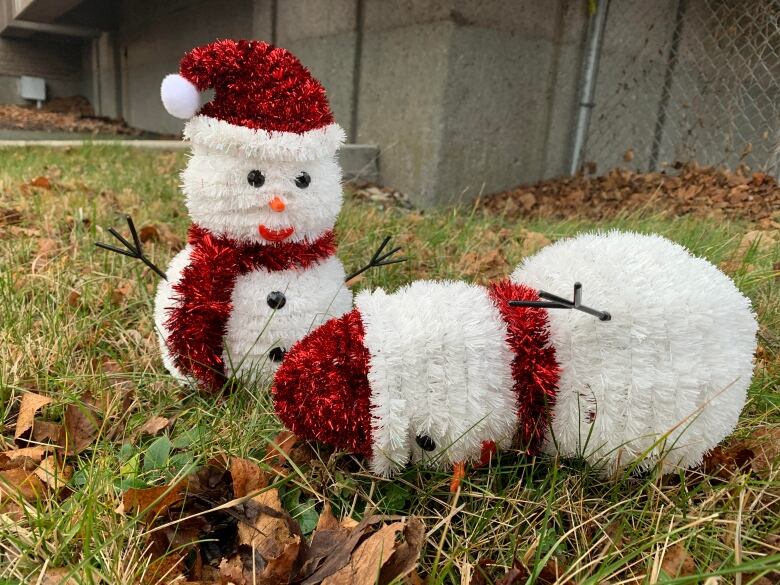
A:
95 215 406 283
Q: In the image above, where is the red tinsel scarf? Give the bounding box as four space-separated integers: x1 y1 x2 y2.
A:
165 224 337 393
488 280 560 454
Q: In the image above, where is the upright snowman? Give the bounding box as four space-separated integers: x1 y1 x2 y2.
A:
150 40 360 393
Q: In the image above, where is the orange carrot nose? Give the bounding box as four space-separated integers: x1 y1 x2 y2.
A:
269 196 286 212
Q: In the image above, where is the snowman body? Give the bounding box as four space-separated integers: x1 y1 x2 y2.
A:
274 232 758 477
155 247 352 383
153 40 354 391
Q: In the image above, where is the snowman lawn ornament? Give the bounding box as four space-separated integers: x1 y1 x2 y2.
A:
96 40 402 393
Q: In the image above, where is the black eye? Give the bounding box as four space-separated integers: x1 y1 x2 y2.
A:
247 170 265 188
294 171 311 189
415 434 436 452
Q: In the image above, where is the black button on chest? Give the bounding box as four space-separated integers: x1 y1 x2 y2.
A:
415 434 436 451
267 291 286 310
269 347 286 362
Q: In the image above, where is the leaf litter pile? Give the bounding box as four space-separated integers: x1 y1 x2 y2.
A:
2 391 425 584
481 162 780 225
0 96 170 137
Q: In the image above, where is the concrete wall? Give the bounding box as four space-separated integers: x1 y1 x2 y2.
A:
104 0 590 206
0 36 83 104
117 0 255 134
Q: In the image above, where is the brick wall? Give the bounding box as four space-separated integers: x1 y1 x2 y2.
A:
0 36 84 103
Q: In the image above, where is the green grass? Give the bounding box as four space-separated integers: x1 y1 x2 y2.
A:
1 145 778 584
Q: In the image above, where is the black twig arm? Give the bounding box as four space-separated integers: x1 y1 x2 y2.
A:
95 215 168 280
509 282 611 321
345 235 406 283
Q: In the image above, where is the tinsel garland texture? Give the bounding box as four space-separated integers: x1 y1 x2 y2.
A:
272 308 374 457
272 279 561 463
179 39 334 134
487 280 560 453
165 224 336 392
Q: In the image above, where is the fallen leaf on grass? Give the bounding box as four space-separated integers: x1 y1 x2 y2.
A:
660 543 696 577
66 290 81 307
32 420 63 444
138 225 160 242
121 481 186 519
14 391 53 440
230 456 268 497
34 454 73 489
0 207 23 225
319 522 404 585
38 566 79 585
0 445 50 468
60 393 104 455
0 468 45 501
30 176 52 189
457 250 509 283
703 426 780 479
135 416 170 439
122 456 425 585
519 230 551 257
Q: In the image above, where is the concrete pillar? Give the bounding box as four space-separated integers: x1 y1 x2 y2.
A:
118 0 254 134
355 0 588 206
273 0 360 140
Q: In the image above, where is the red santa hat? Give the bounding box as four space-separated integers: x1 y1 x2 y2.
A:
160 39 345 160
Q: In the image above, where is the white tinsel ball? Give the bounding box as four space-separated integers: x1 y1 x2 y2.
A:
513 231 757 474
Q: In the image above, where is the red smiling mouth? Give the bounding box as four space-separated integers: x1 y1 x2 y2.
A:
259 225 295 242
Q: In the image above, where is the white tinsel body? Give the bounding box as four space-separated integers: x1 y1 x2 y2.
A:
513 231 758 474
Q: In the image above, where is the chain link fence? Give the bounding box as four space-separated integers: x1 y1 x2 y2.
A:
584 0 779 176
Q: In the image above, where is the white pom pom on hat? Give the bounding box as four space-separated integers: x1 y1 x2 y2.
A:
160 73 200 119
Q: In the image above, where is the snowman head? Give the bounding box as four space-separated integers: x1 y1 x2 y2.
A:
161 40 346 244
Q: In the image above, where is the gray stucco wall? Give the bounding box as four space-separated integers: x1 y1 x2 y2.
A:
117 0 255 135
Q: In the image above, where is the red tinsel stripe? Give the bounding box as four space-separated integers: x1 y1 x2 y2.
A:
272 308 374 456
487 280 560 454
165 225 337 393
179 39 334 133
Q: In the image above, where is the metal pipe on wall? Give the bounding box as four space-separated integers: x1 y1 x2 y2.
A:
569 0 610 175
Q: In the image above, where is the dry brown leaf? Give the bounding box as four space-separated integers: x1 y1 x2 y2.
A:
703 426 780 479
520 230 551 257
14 391 53 440
0 445 50 468
321 521 409 585
60 396 103 455
377 518 425 585
137 416 170 438
138 225 160 243
518 192 536 211
39 566 79 585
0 207 23 226
32 420 63 444
660 544 696 577
218 555 247 584
262 430 299 467
30 176 52 189
624 148 635 162
237 488 293 551
457 249 509 283
230 457 268 498
0 468 45 501
111 280 135 305
37 238 59 257
122 481 186 520
34 454 73 488
67 290 81 307
299 506 355 581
